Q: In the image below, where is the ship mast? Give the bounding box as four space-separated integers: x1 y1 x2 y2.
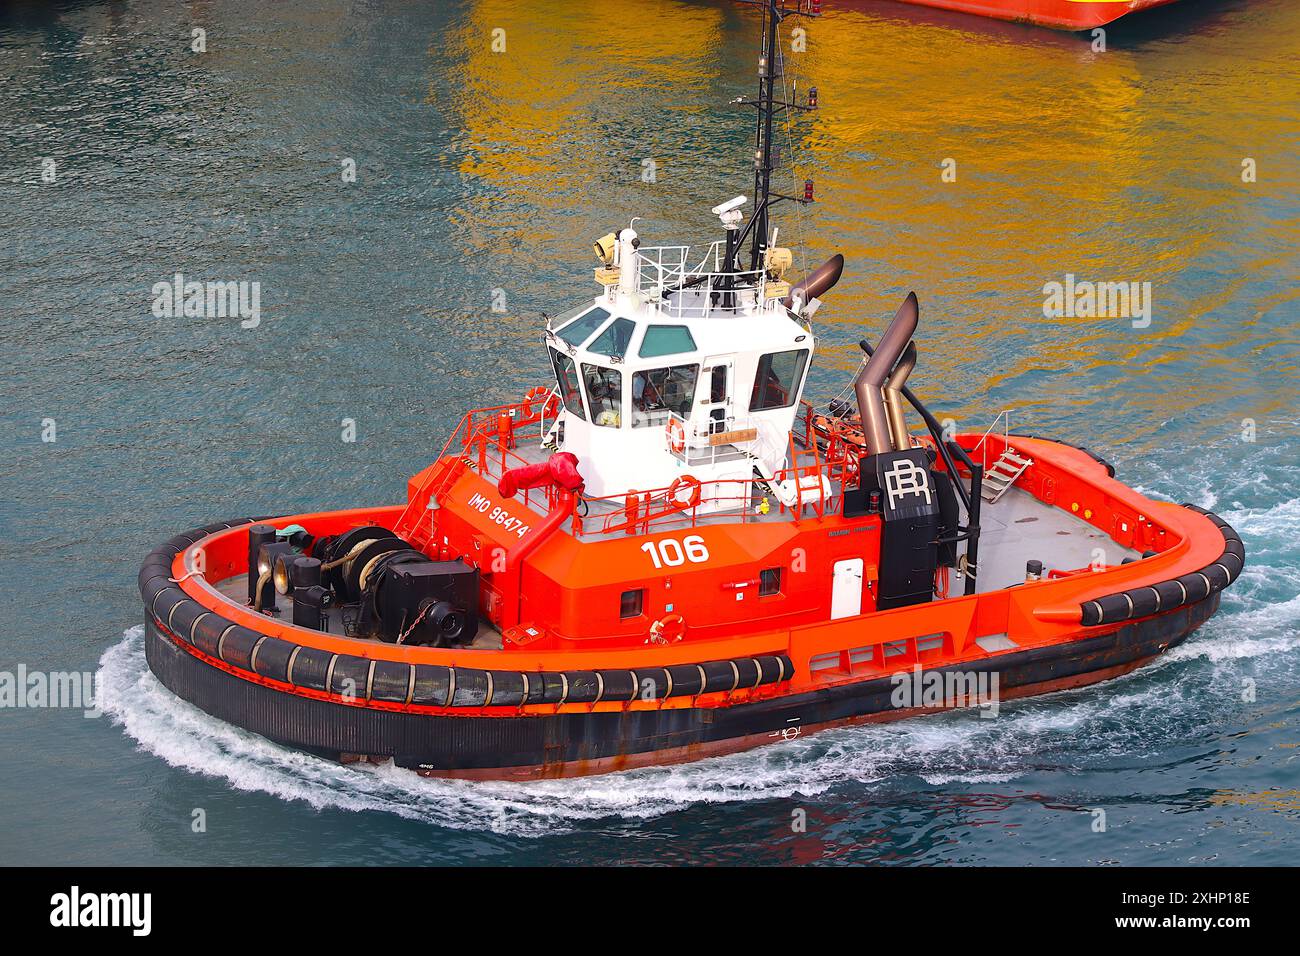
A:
732 0 820 276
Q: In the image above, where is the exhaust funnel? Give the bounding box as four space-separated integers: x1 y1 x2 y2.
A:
853 292 919 456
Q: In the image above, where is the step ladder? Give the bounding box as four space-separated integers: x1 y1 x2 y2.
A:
981 447 1033 504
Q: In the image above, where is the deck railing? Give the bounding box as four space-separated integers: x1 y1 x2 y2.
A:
417 394 856 541
636 241 768 319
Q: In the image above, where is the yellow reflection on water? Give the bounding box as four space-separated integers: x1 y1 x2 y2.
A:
442 0 1298 435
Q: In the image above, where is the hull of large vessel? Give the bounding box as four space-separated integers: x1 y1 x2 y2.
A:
890 0 1181 30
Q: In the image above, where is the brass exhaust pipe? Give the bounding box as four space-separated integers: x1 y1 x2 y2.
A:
781 253 844 311
853 292 919 456
884 341 917 450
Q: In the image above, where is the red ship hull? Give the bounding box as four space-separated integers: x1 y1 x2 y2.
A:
889 0 1182 30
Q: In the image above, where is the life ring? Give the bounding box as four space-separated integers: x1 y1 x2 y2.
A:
649 612 686 644
665 418 686 454
520 386 553 424
667 474 701 511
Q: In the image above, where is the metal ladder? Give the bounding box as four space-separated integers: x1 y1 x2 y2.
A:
981 446 1033 504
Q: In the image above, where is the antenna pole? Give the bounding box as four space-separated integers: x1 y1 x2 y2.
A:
748 0 781 274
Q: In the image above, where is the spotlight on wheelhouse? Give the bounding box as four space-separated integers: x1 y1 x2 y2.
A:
593 232 617 266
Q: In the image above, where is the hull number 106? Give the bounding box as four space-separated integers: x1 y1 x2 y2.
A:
641 535 710 568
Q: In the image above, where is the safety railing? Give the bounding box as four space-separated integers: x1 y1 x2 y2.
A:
418 393 861 541
578 452 840 539
972 408 1013 469
663 411 783 468
636 241 768 319
428 394 565 516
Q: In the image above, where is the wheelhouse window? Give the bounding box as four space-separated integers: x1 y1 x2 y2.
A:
750 349 809 412
588 317 635 360
556 307 611 348
638 325 696 359
631 364 699 427
582 364 623 428
549 347 586 420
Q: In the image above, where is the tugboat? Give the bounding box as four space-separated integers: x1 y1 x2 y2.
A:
139 0 1242 780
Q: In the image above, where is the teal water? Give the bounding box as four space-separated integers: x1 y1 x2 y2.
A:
1 0 1297 865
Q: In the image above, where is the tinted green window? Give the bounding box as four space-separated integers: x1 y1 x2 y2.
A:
750 349 809 412
588 317 636 359
549 347 586 420
638 325 697 359
557 308 611 347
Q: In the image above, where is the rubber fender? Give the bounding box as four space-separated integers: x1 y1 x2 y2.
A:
1095 593 1135 623
150 586 188 623
732 658 761 689
665 664 706 697
1153 579 1188 612
563 671 602 704
370 661 414 703
630 668 671 701
595 670 637 703
486 670 527 707
700 660 740 694
168 601 208 643
251 637 296 683
452 669 491 707
411 665 453 706
1202 563 1231 590
758 655 794 684
328 656 371 700
288 646 333 691
536 671 567 704
1126 587 1161 619
521 672 551 706
141 574 175 609
1176 572 1211 604
219 626 262 670
191 614 231 658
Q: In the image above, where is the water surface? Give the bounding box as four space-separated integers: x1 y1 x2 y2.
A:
1 0 1297 865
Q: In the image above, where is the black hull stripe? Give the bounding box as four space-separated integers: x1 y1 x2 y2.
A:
144 595 1216 775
